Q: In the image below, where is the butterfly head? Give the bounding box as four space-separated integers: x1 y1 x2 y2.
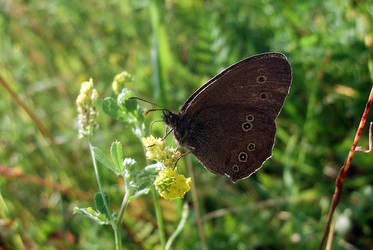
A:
162 110 190 146
162 110 180 129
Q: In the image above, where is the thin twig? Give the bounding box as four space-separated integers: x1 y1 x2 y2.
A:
355 121 372 152
0 75 56 146
0 165 90 200
186 156 207 250
325 220 335 250
318 86 373 250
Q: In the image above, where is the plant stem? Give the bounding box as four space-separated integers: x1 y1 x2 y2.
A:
318 86 373 250
89 140 123 249
113 225 122 250
165 203 189 250
152 186 166 249
88 140 112 220
186 156 207 250
116 176 131 227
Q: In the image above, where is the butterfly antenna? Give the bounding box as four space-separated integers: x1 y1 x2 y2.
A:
145 108 170 116
128 97 165 108
128 97 170 116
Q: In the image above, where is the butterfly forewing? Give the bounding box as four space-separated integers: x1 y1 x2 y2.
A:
181 53 291 120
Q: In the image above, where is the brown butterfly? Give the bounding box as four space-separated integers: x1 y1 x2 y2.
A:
135 52 292 182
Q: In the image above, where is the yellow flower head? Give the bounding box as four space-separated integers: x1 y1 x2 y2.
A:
155 168 191 200
76 78 99 138
112 71 132 94
80 79 94 95
142 136 181 168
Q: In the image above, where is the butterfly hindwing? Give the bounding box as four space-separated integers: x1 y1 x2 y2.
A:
183 105 276 182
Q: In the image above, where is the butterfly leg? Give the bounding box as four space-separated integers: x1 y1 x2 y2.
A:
173 151 191 169
161 128 174 141
356 121 372 153
150 119 164 134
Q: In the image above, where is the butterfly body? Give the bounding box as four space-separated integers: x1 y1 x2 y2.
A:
162 52 292 182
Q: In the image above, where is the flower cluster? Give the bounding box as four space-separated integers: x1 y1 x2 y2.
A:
76 79 99 138
142 136 181 168
154 168 191 200
112 71 132 94
142 135 191 200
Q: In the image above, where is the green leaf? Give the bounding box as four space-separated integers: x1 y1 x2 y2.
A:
102 97 121 120
125 99 137 113
127 163 160 200
117 88 134 106
110 141 124 174
73 207 110 225
92 146 120 175
130 188 151 201
117 88 139 116
94 192 110 216
122 158 136 180
123 158 136 170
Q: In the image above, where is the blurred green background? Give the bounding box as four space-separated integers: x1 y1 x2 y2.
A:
1 0 373 249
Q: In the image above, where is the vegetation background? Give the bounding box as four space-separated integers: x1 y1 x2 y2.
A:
1 0 373 249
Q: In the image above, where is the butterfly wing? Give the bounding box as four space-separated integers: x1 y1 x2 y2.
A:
181 52 292 120
179 52 291 181
183 105 276 182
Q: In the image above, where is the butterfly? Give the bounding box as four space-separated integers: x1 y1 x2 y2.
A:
135 52 292 182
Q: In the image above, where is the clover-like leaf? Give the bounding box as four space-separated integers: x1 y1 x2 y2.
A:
94 192 110 216
125 99 137 113
110 141 124 174
73 207 110 225
117 89 134 108
127 163 161 200
92 146 121 175
129 189 151 201
102 97 121 120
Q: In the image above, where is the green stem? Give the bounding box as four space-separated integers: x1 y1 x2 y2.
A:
113 225 122 250
152 186 166 249
149 0 168 106
116 176 131 227
88 140 112 220
165 203 189 250
89 140 123 249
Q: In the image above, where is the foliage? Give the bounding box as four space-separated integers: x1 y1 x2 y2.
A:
1 0 373 249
